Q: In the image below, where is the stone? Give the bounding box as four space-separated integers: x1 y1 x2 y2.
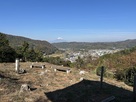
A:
79 70 85 75
40 71 45 76
19 68 26 74
80 77 84 81
20 84 30 93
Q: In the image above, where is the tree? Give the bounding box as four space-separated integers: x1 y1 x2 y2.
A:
21 41 29 61
0 33 16 62
0 33 9 46
76 56 84 68
26 47 37 62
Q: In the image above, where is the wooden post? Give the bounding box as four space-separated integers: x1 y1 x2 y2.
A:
15 58 19 73
100 66 104 89
133 75 136 102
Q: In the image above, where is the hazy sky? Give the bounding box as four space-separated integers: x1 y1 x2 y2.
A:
0 0 136 42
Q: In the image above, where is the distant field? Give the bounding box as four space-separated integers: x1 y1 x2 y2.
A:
0 62 133 102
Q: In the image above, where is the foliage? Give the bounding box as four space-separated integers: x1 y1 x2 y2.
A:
75 56 85 68
124 67 136 86
42 56 86 69
0 46 16 62
26 48 37 62
98 46 136 70
0 32 57 62
43 56 71 67
15 41 43 62
114 69 124 81
84 56 99 70
4 32 57 54
115 66 136 86
0 33 9 46
96 66 106 76
96 46 136 86
21 41 29 61
0 33 17 62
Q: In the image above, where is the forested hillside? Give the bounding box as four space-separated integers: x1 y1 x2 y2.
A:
53 40 136 50
95 47 136 86
98 46 136 70
1 32 58 54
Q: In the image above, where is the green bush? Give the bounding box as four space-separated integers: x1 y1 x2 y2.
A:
0 33 17 62
124 67 136 86
114 69 125 81
96 66 106 76
114 67 136 86
105 71 114 79
42 56 71 67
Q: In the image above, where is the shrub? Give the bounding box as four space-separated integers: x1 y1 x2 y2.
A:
124 66 136 86
105 71 114 79
0 44 17 62
0 33 17 62
96 66 106 76
114 66 136 86
42 57 71 67
114 69 125 81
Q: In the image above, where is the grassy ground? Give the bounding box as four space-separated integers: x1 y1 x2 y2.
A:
0 62 133 102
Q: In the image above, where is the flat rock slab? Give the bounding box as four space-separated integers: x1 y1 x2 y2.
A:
54 67 71 73
30 64 45 69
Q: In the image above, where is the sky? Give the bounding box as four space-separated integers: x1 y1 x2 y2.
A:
0 0 136 42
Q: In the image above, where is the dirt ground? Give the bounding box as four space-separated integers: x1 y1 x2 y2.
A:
0 62 133 102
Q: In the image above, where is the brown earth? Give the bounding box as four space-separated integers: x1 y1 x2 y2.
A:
0 62 133 102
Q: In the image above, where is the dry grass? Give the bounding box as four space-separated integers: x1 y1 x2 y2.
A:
0 62 133 102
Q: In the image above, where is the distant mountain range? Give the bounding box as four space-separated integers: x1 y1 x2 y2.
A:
2 32 136 53
1 32 58 54
53 39 136 51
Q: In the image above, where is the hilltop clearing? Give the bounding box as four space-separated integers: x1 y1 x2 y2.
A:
0 62 133 102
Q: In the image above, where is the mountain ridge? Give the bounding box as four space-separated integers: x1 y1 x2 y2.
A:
0 32 58 54
53 39 136 50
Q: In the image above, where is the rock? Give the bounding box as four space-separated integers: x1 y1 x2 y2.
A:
20 84 30 93
79 70 85 75
40 71 45 76
19 68 26 74
30 65 33 68
70 80 73 83
80 77 84 81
